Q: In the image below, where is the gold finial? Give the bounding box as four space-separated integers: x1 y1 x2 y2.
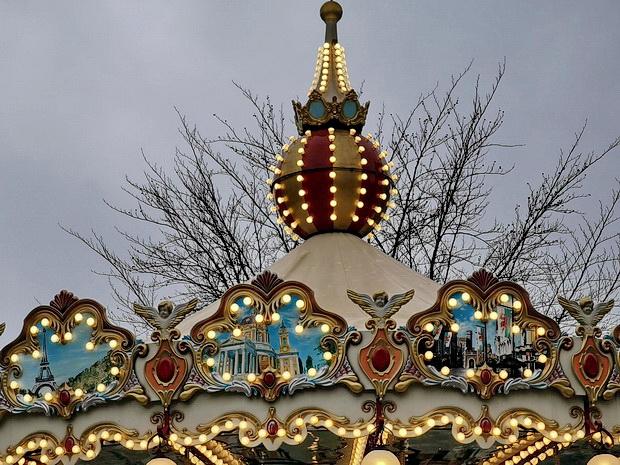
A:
320 1 343 23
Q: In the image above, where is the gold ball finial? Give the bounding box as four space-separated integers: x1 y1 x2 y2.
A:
320 1 343 23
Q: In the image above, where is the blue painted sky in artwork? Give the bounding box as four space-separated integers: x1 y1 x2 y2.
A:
15 313 108 389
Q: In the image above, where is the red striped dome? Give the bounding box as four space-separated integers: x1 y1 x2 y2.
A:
271 127 393 239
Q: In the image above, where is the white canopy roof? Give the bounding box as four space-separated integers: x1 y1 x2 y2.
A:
178 232 441 333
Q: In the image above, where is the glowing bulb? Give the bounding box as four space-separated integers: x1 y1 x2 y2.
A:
255 314 264 323
490 311 498 320
306 216 314 223
424 323 434 332
108 339 118 349
537 327 546 336
474 311 483 319
282 371 291 380
32 350 41 359
308 367 317 377
511 325 520 334
110 367 120 376
424 351 434 360
538 354 548 363
232 328 242 337
448 298 458 308
441 366 450 376
97 383 106 392
295 324 303 334
466 369 476 378
499 370 508 379
222 372 231 381
207 330 216 339
51 334 60 343
329 186 337 193
41 318 50 327
323 351 333 361
513 300 522 310
451 323 460 332
523 368 533 378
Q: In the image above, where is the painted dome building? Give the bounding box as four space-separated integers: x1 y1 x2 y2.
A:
0 3 618 465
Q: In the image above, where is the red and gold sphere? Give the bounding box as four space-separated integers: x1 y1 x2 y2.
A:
270 127 394 239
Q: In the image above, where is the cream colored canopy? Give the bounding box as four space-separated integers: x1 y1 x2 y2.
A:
178 232 441 333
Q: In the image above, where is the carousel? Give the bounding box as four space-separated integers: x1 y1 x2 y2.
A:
0 3 618 465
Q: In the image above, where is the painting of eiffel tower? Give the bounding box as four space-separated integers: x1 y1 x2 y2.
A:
31 327 58 396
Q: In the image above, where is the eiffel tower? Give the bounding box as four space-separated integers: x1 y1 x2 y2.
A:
32 327 58 396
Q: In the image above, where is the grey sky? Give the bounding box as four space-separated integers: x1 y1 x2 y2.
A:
1 1 619 340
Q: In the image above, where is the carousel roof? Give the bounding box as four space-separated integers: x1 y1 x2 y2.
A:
178 232 442 333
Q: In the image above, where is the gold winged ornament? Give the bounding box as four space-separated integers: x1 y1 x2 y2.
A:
557 296 614 332
134 298 199 338
347 289 415 327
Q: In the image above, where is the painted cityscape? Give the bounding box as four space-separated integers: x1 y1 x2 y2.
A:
13 315 113 397
209 296 329 379
424 292 538 378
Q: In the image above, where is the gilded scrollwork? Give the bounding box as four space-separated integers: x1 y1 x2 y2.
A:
183 272 361 401
398 270 566 399
0 291 143 418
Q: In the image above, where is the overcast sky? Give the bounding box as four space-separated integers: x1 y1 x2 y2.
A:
1 1 618 340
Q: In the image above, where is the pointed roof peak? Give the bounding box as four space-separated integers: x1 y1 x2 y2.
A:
292 1 369 134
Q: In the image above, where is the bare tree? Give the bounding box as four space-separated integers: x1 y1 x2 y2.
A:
65 67 620 335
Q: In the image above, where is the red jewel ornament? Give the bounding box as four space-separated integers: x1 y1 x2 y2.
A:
480 418 493 434
59 389 71 406
266 419 279 436
156 357 175 383
371 346 391 373
263 371 276 388
583 353 600 379
64 436 75 453
480 369 492 385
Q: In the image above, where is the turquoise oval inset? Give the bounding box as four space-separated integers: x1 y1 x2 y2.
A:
342 100 358 119
309 100 326 119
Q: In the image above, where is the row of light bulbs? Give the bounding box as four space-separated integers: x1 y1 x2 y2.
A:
310 42 350 95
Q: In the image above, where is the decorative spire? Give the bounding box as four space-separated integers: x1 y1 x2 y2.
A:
293 1 368 134
269 1 398 241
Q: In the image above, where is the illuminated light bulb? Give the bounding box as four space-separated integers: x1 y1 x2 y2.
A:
282 371 291 380
328 127 335 134
277 217 284 225
382 165 389 171
23 394 33 403
367 218 375 226
456 432 466 442
211 424 220 435
563 433 572 441
523 368 533 378
451 323 460 332
277 428 286 437
330 213 337 221
294 434 303 443
30 326 39 335
32 350 41 359
490 311 498 320
537 422 546 431
10 353 20 363
308 367 317 377
297 160 304 167
492 427 502 436
466 369 476 378
51 334 60 343
298 189 306 196
86 450 95 459
112 432 122 442
319 323 331 334
523 417 532 427
283 210 290 217
238 420 248 430
323 351 333 361
125 439 135 449
360 158 368 165
296 299 305 309
328 134 336 141
329 186 337 193
277 197 285 204
374 206 382 213
424 351 434 360
240 436 250 446
291 222 298 229
232 328 242 337
536 327 546 336
427 418 436 428
513 300 522 310
295 417 304 427
329 171 336 178
274 183 282 189
108 339 118 349
448 298 458 308
97 383 106 392
301 203 309 210
461 292 471 302
538 354 548 363
329 144 336 151
576 430 585 439
441 366 450 376
10 380 20 390
296 174 304 182
353 428 361 437
352 215 359 222
509 434 518 443
255 314 264 323
358 146 365 153
272 312 281 322
246 373 256 382
499 370 508 379
474 311 483 320
101 431 111 440
207 330 216 339
379 193 387 200
474 426 483 436
330 200 337 207
424 323 434 332
55 446 64 455
511 325 520 334
295 324 303 334
306 216 314 223
270 206 277 213
361 173 368 181
75 388 84 397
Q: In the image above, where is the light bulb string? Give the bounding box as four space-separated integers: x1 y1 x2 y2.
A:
583 399 615 451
